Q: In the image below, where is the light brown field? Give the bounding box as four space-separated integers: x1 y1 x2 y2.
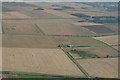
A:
43 10 77 18
2 34 101 48
73 22 103 26
35 21 96 36
65 46 118 58
51 36 101 45
3 20 38 34
25 2 58 9
2 48 85 77
112 46 119 51
33 19 84 24
2 12 31 19
93 35 119 46
25 2 92 9
77 58 118 78
3 5 62 19
2 2 119 78
2 35 58 48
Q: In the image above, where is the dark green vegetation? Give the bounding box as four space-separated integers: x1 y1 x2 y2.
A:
71 13 118 24
71 13 90 18
70 49 100 59
34 8 44 10
89 16 118 23
53 6 75 10
51 4 60 7
80 7 88 9
53 8 64 10
62 6 75 10
72 14 117 24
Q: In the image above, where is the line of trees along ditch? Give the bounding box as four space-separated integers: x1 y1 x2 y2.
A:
71 13 118 23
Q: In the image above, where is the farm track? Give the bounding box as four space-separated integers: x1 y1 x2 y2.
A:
60 47 90 78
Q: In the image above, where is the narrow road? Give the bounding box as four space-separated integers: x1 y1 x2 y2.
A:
60 47 91 78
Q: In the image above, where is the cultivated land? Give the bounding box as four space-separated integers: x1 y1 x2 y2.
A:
65 46 118 58
3 20 38 35
94 35 119 46
93 35 119 51
2 2 119 78
77 58 118 78
2 48 85 77
2 12 31 19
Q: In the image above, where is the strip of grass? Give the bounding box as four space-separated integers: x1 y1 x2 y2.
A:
61 48 90 78
1 71 80 78
65 43 108 47
48 34 119 37
2 21 4 34
12 75 64 78
34 24 45 36
72 43 108 47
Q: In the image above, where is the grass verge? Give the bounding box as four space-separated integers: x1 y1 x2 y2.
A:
34 24 45 36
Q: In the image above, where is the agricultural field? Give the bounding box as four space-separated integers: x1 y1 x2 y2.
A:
2 35 58 48
2 35 103 48
2 2 119 79
93 35 119 51
77 58 118 78
36 22 96 36
94 35 119 46
51 36 102 45
2 12 31 19
65 46 118 59
2 48 85 77
81 25 115 34
66 10 117 17
2 20 39 35
73 22 117 35
34 20 97 36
